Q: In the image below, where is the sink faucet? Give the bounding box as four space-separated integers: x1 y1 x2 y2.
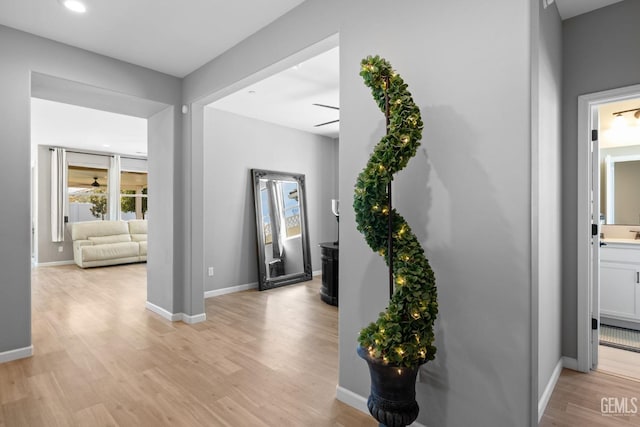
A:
631 230 640 240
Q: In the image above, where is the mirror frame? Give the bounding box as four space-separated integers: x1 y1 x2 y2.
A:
251 169 312 290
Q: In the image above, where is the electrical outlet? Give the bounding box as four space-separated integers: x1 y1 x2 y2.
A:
58 246 63 253
208 267 214 276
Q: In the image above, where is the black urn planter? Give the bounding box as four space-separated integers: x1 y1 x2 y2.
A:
357 346 423 427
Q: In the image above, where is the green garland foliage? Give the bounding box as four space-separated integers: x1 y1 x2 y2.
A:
354 56 438 367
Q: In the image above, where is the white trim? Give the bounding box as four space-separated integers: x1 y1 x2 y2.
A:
0 345 33 364
145 301 181 321
145 301 206 324
181 313 207 324
204 282 258 299
562 356 578 371
336 386 369 415
577 93 591 372
538 358 563 422
335 386 426 427
34 260 75 267
312 269 322 277
576 84 640 373
530 3 541 421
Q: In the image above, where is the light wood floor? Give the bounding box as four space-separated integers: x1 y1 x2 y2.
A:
0 264 374 426
541 343 640 425
598 345 640 381
540 368 640 426
541 345 640 426
6 264 640 426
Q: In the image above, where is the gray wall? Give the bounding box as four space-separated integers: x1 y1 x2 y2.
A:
0 24 181 355
202 108 338 291
339 2 532 425
562 0 640 359
535 2 563 404
147 106 178 312
185 0 535 425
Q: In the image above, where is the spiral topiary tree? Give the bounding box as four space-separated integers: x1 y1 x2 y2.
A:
355 55 438 368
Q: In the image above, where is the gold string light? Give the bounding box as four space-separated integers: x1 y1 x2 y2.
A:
354 56 438 367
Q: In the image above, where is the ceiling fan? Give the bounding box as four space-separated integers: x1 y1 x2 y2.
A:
313 103 340 127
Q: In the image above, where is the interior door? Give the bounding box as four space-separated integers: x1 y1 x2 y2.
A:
590 105 601 370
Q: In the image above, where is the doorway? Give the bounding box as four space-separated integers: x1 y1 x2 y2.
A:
30 98 148 267
196 34 339 299
596 96 640 380
29 71 175 319
577 84 640 378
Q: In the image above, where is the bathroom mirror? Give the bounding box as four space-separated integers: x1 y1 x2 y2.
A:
251 169 312 290
604 154 640 225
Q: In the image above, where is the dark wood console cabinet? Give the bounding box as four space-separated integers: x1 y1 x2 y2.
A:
319 242 338 306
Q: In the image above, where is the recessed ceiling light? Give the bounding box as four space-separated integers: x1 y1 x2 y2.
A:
60 0 87 14
102 144 111 148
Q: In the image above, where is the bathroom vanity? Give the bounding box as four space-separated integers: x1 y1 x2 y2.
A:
600 239 640 329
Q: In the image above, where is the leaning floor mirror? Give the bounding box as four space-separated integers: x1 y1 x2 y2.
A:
251 169 312 290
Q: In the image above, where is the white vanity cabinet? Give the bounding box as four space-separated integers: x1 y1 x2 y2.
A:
600 243 640 324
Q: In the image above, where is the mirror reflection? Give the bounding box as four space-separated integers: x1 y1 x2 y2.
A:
604 153 640 225
252 169 311 290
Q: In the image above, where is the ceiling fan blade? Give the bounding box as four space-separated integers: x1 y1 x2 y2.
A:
313 103 340 110
314 119 340 127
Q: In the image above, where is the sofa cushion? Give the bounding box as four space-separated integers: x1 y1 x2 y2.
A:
81 242 140 262
130 234 146 242
128 220 147 235
72 221 129 241
89 234 132 245
139 241 147 256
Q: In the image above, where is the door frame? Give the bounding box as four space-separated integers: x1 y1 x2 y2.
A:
577 83 640 372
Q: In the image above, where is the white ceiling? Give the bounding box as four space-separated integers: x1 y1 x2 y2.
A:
4 0 624 147
0 0 623 79
209 47 339 139
31 98 148 156
0 0 305 77
555 0 624 20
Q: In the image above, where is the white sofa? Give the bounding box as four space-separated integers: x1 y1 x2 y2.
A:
71 220 147 268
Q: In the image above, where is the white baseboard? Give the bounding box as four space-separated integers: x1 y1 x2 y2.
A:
204 282 258 299
0 345 33 364
181 313 207 324
538 358 563 422
313 270 322 277
562 356 578 371
35 260 75 267
146 301 181 321
145 301 206 324
336 385 369 415
335 385 426 427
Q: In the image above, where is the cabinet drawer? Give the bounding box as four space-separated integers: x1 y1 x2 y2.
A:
600 247 640 264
